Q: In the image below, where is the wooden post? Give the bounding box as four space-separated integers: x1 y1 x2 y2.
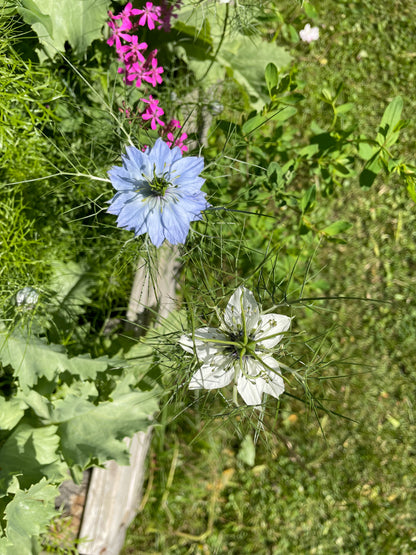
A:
77 246 179 554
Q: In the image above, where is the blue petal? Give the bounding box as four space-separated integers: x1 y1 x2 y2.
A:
146 208 166 247
148 138 171 175
108 166 135 191
107 191 137 215
173 176 206 192
125 146 146 171
161 202 191 244
170 157 204 181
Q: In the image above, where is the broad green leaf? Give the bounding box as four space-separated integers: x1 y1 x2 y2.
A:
321 220 352 236
49 389 159 467
376 96 403 148
17 0 111 58
0 420 67 488
0 397 26 430
0 329 111 390
3 478 59 555
175 3 291 109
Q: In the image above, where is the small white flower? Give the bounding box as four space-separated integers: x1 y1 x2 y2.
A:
299 23 319 43
180 286 291 406
15 286 39 310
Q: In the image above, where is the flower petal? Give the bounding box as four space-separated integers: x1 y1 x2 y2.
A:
237 358 265 405
260 355 285 400
179 328 227 362
255 314 292 349
189 355 234 390
222 286 260 334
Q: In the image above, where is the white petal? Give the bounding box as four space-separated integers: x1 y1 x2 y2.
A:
189 355 234 390
236 357 265 405
222 286 260 334
260 355 285 400
255 314 292 349
179 327 226 362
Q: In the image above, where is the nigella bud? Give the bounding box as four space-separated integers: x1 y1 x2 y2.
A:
15 287 39 310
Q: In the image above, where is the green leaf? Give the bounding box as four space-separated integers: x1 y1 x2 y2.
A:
3 479 59 555
237 434 256 466
265 63 279 96
335 102 354 115
304 2 318 19
376 96 403 148
321 220 352 236
0 397 26 431
0 420 67 488
300 184 316 213
0 329 111 390
48 389 159 467
242 107 297 135
17 0 111 58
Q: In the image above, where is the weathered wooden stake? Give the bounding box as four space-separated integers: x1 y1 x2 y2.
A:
76 245 179 554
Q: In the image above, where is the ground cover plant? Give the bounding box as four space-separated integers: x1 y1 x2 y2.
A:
0 0 415 553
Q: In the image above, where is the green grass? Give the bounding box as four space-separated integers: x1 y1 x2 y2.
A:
122 1 416 553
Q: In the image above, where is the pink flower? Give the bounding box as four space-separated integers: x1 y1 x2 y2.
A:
164 119 188 153
141 95 165 130
136 2 161 30
125 62 147 88
156 1 182 32
110 2 140 24
107 20 132 49
118 35 148 64
143 57 164 87
167 131 188 153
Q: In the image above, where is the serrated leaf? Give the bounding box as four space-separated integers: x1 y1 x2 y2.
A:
0 420 67 488
0 397 26 431
49 390 159 467
3 478 59 555
17 0 111 58
0 330 111 390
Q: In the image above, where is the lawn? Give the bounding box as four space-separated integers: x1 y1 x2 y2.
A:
122 1 416 553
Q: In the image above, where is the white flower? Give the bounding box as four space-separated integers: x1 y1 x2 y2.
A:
180 286 291 406
299 23 319 43
15 287 39 310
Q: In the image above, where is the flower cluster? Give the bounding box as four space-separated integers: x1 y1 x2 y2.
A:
107 138 208 247
180 287 291 406
108 2 188 152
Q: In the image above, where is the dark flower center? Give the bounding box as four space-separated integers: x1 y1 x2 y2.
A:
227 330 256 358
148 168 172 197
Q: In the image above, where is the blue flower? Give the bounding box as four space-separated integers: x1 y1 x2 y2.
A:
107 138 209 247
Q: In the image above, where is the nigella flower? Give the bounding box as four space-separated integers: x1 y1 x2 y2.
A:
299 23 319 43
107 138 209 247
180 287 291 406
